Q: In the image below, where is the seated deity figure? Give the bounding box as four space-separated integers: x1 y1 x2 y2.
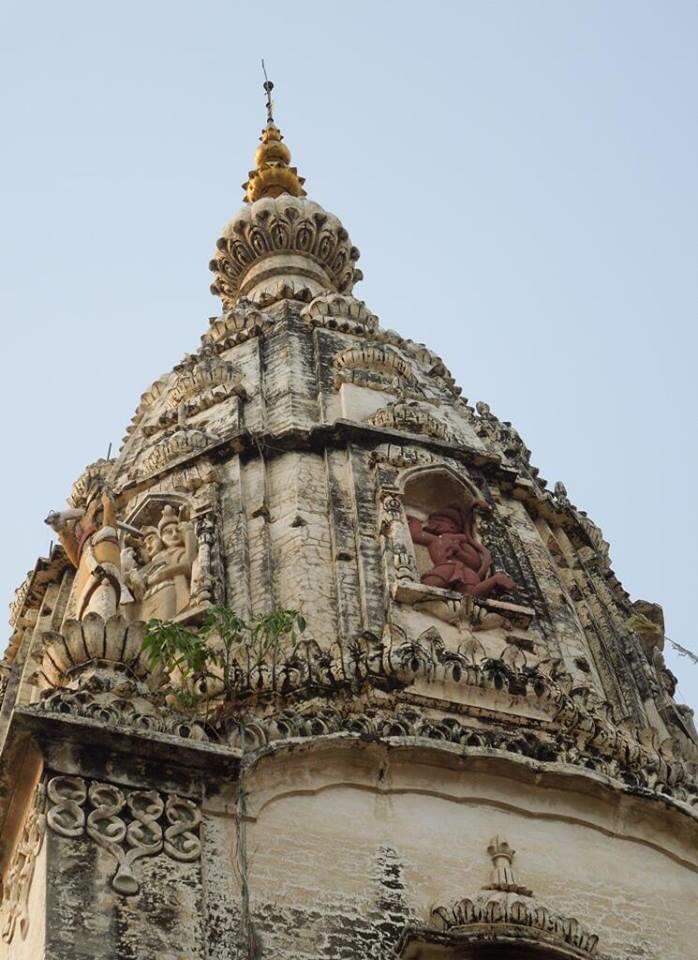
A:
407 502 516 599
126 505 197 621
45 487 134 620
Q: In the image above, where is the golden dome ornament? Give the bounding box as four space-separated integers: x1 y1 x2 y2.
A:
242 66 307 203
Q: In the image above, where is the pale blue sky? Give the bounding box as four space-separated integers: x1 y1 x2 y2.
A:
1 1 696 711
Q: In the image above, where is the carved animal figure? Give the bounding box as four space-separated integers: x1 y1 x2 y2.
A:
45 489 134 619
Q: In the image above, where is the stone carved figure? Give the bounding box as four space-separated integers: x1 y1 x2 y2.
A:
124 505 197 621
45 488 134 620
407 502 516 599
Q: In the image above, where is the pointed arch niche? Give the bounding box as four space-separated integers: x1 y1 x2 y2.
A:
376 459 533 631
376 462 483 624
402 466 482 583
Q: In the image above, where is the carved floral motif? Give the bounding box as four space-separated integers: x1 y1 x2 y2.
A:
37 614 149 688
209 195 361 308
35 672 207 741
46 775 201 895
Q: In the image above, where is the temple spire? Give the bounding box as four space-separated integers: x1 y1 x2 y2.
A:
242 67 307 204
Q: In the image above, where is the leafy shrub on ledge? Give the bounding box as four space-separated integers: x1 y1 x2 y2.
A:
142 606 306 712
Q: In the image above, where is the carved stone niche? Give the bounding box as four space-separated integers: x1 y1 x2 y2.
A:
379 465 533 630
120 491 223 625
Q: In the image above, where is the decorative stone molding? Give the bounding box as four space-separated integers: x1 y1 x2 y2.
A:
26 603 698 804
0 782 46 944
205 300 276 350
198 624 698 806
34 672 207 741
369 400 454 442
138 424 219 478
8 573 32 631
300 293 379 335
68 458 116 509
369 444 446 472
473 401 538 479
165 345 246 413
209 195 361 308
46 775 201 895
252 279 316 307
334 343 418 393
4 547 71 666
430 837 599 956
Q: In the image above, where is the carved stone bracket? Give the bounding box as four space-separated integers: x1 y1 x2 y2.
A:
46 775 201 896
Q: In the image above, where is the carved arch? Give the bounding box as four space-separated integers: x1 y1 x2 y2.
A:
335 344 414 380
123 491 191 529
399 928 595 959
398 463 482 504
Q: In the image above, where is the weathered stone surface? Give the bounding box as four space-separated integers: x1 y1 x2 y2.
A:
1 105 697 960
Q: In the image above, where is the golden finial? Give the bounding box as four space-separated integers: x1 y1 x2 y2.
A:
242 63 307 204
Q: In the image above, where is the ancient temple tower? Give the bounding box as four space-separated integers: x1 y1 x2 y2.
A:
1 90 696 960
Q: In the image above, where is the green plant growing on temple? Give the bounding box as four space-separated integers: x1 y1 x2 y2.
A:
141 605 306 710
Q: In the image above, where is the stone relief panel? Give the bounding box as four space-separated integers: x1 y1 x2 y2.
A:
45 775 201 896
371 455 541 702
120 488 224 623
0 782 46 945
44 463 224 626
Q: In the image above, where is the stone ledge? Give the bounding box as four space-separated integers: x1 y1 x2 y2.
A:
10 706 240 790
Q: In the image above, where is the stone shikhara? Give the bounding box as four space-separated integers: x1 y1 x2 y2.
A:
0 94 696 960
